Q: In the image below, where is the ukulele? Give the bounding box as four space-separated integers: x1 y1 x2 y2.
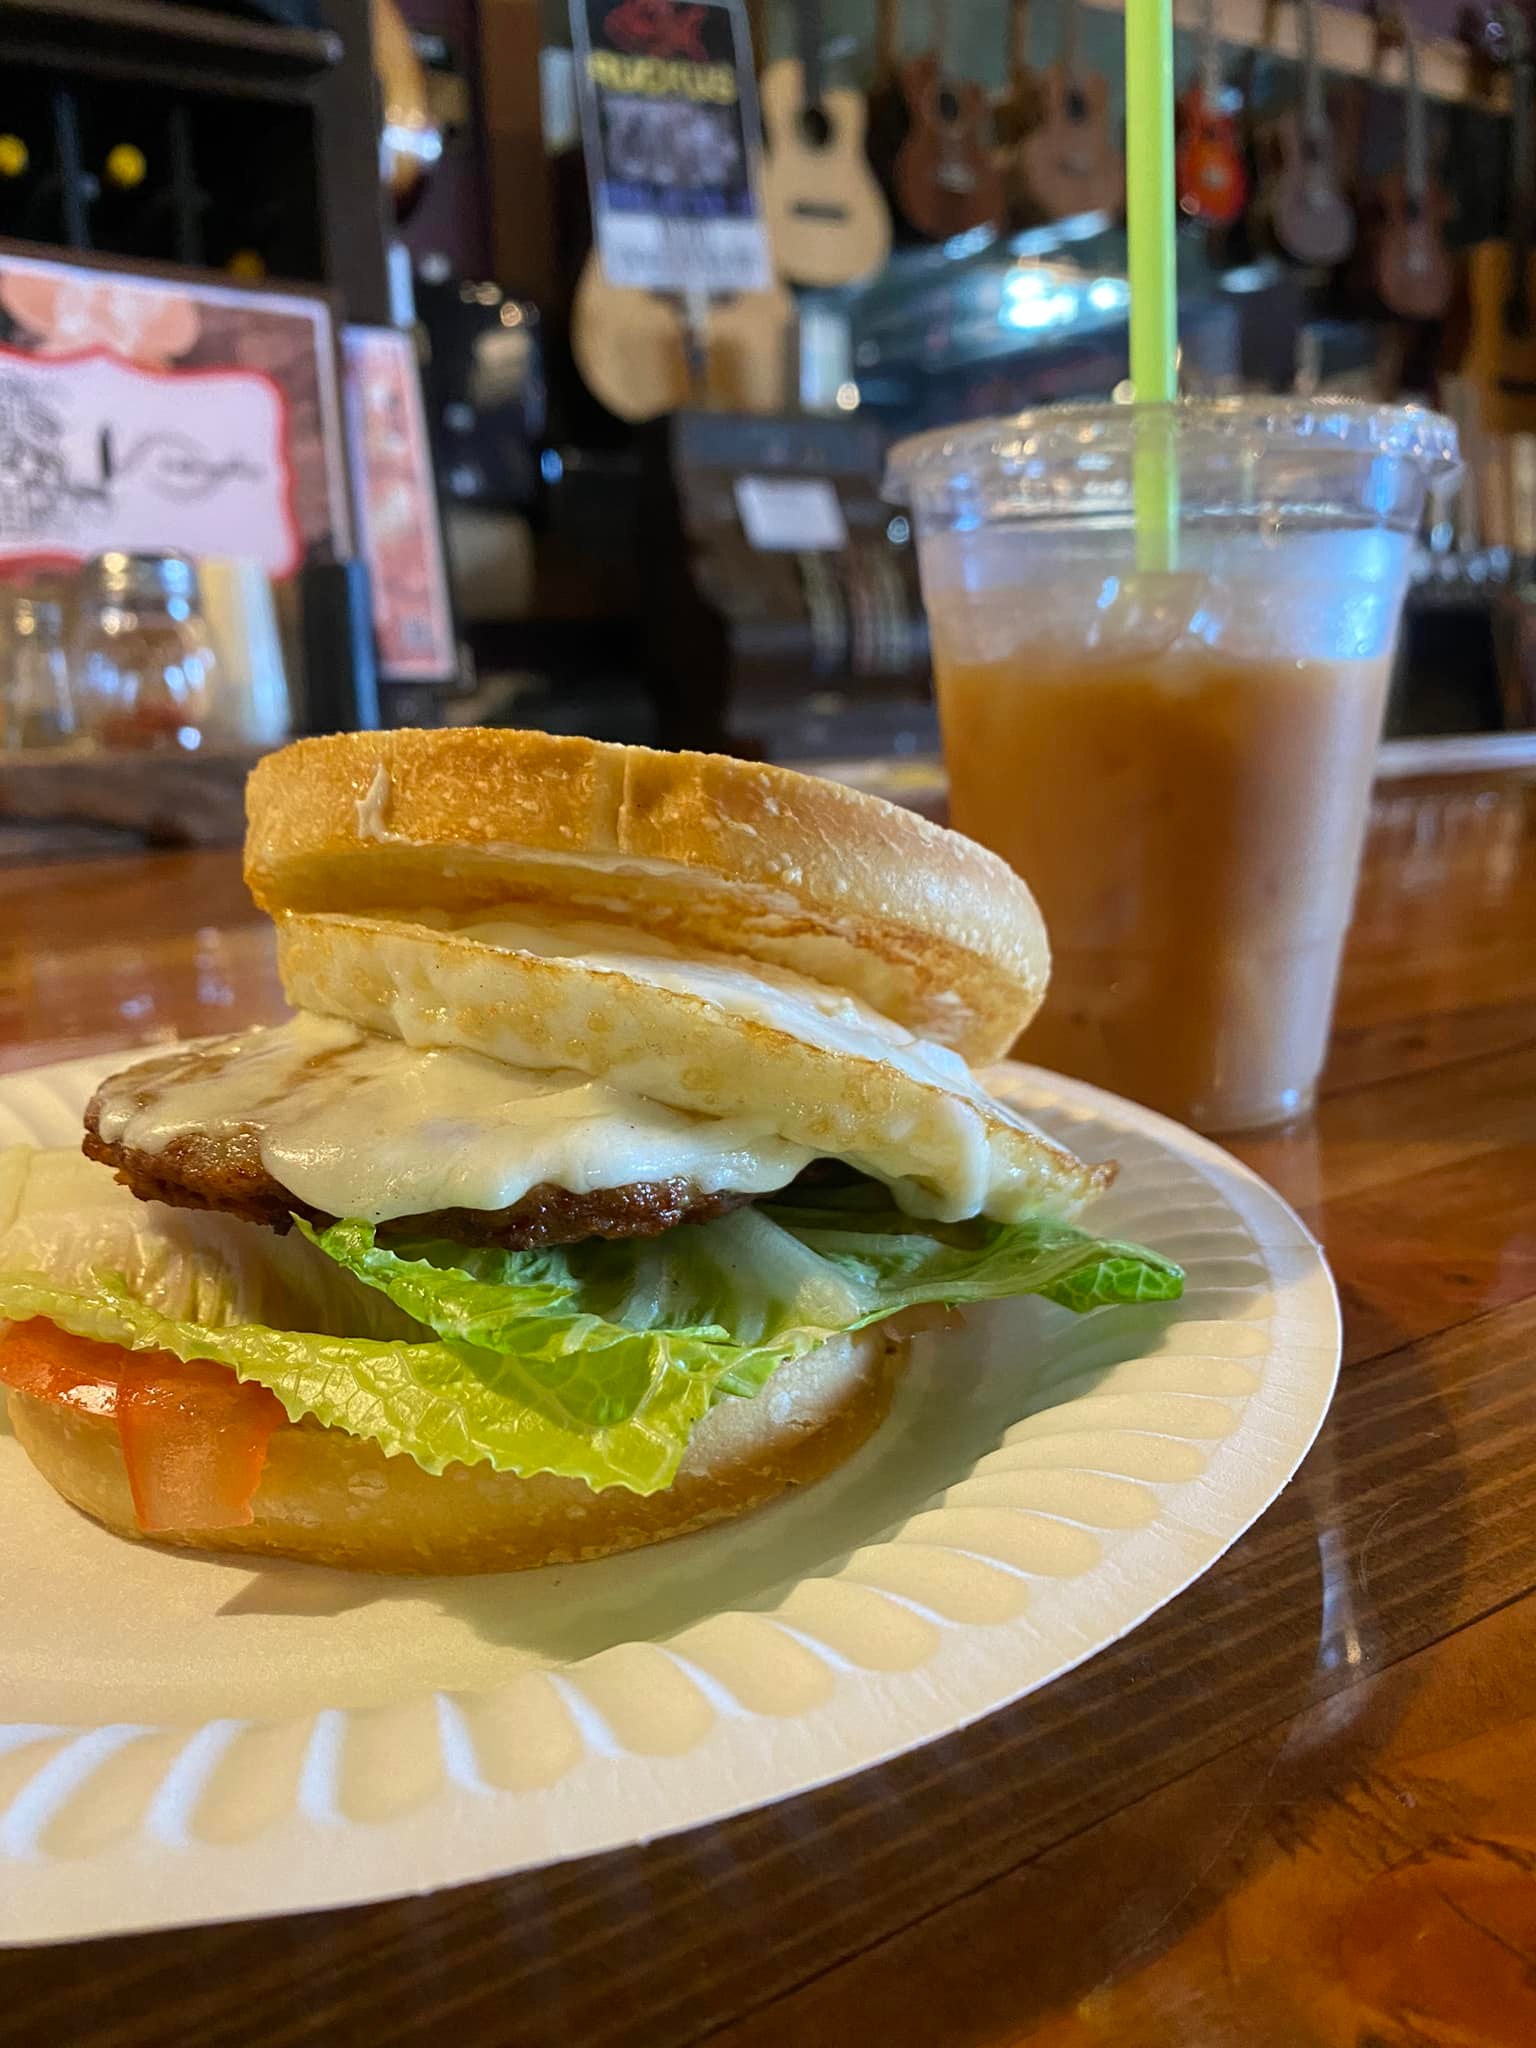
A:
1265 0 1354 266
1175 0 1247 228
1372 17 1453 321
891 0 1005 242
571 260 794 423
1015 0 1125 224
1460 6 1536 433
760 0 891 285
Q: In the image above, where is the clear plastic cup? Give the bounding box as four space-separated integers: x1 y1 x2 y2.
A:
886 399 1461 1132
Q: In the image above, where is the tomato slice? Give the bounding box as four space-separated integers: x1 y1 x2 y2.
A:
0 1319 131 1412
0 1320 287 1532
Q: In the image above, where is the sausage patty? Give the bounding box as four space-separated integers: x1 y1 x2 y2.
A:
81 1104 759 1251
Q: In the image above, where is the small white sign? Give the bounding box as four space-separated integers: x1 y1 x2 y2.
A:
734 475 848 552
0 345 298 576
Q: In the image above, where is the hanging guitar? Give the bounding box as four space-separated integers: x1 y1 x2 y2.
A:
1459 3 1536 433
1372 11 1453 321
891 0 1005 241
1176 0 1246 228
1014 0 1125 224
373 0 443 221
1263 0 1355 267
571 262 793 422
760 0 891 285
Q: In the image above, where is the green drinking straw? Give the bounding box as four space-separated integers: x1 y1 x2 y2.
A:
1124 0 1179 569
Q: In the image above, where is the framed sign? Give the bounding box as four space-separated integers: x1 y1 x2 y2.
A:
570 0 771 294
0 245 350 579
342 325 456 683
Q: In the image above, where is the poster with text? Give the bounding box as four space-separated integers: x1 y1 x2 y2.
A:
342 325 456 682
570 0 770 293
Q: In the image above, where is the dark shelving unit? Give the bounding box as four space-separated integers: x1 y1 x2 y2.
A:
0 0 389 323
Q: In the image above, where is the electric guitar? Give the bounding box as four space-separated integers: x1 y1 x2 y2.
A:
1175 0 1246 228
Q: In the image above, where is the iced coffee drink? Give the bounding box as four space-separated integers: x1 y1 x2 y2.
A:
887 402 1460 1131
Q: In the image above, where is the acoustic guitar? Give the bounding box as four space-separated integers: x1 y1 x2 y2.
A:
1263 0 1354 267
891 0 1004 242
1175 0 1246 228
1372 18 1452 322
760 0 891 285
571 259 794 423
1014 0 1124 224
1460 5 1536 433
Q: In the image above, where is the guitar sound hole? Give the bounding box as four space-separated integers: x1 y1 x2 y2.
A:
936 86 960 124
1067 88 1087 123
798 104 832 149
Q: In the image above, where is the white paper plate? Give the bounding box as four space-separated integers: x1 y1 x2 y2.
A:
0 1051 1339 1947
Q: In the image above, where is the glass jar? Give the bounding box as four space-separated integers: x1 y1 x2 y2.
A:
0 589 74 750
71 552 217 750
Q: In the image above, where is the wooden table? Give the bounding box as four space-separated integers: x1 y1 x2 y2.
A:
2 768 1535 2047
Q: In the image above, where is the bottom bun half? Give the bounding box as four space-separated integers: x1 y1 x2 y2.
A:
7 1329 905 1574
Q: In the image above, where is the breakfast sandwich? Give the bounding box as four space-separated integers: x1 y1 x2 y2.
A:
0 729 1180 1571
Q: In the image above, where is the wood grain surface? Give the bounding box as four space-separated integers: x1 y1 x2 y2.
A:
1 768 1534 2047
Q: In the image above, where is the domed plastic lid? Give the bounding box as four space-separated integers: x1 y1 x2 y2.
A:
885 397 1462 512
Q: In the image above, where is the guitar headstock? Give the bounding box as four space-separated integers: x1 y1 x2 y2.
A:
1369 0 1407 53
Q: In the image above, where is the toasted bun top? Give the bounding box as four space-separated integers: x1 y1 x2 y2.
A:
245 729 1047 1062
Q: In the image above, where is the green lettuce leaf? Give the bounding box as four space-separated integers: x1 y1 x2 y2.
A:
0 1145 1182 1496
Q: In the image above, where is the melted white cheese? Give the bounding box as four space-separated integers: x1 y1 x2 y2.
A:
449 909 1048 1222
95 1013 817 1225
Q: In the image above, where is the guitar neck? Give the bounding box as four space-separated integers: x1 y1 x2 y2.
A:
933 0 954 77
1060 0 1082 82
1198 0 1221 103
873 0 901 87
1299 0 1326 144
1500 3 1536 344
1402 34 1428 207
1009 0 1030 85
1512 51 1535 256
794 0 824 112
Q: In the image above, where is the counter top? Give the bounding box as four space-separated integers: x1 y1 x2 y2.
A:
2 767 1535 2046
